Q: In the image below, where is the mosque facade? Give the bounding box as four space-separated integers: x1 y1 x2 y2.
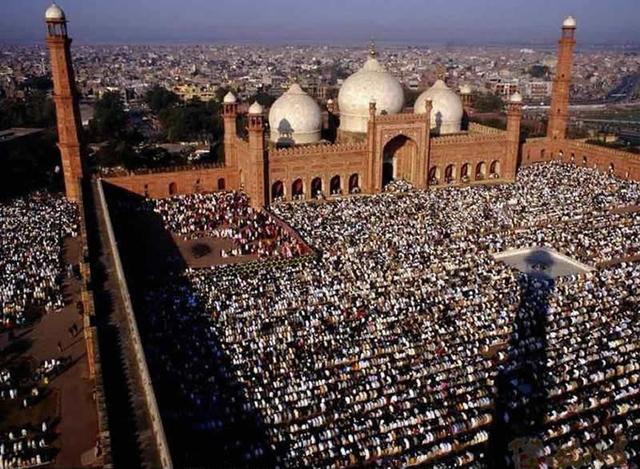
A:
44 5 640 207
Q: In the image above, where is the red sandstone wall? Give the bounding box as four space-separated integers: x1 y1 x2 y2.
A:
102 167 240 198
522 139 640 180
429 131 514 183
268 144 368 199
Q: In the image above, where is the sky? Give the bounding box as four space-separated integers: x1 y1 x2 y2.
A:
1 0 639 46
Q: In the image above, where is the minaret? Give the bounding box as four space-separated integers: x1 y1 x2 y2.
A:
547 16 577 141
45 2 84 202
222 91 238 168
460 85 473 111
245 102 267 208
506 92 523 180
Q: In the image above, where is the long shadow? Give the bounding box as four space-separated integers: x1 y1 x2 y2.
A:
489 249 555 468
104 183 279 469
83 180 144 469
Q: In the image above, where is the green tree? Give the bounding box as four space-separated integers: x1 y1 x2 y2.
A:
145 86 179 114
474 93 504 113
0 130 61 197
158 99 223 143
215 87 231 102
0 92 56 130
248 90 276 107
89 91 127 141
528 65 550 79
404 88 421 108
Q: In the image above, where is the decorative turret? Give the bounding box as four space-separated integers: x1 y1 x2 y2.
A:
244 102 267 208
222 92 238 168
45 2 67 36
460 85 473 110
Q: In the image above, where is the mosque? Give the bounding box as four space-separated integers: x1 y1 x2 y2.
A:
45 4 640 207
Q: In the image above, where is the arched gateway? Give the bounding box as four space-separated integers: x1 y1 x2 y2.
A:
381 135 418 187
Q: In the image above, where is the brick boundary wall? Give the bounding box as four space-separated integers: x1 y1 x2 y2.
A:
99 167 239 200
96 178 173 469
75 182 113 467
522 138 640 181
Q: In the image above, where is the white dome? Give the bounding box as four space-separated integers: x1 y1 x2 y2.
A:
45 3 65 21
223 92 237 104
460 84 472 95
414 80 464 135
563 16 577 28
337 52 404 134
509 92 523 103
248 101 264 115
268 84 322 145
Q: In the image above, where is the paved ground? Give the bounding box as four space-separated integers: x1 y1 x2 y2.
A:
173 234 259 268
494 247 594 279
0 236 99 468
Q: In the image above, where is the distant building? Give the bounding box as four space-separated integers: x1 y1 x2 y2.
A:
494 80 519 98
524 81 552 101
173 83 218 101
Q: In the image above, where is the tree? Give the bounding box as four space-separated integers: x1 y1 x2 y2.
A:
0 92 56 131
248 90 276 108
404 88 421 108
215 87 231 102
89 91 127 141
528 65 550 79
145 86 179 114
158 99 223 143
0 130 61 197
474 93 504 113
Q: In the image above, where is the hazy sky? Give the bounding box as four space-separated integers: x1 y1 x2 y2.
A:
2 0 639 45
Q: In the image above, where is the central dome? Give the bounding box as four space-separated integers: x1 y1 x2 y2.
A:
269 84 322 145
338 49 404 134
414 80 464 135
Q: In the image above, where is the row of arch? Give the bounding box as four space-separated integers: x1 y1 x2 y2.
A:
166 178 226 196
538 150 617 174
429 160 502 185
272 174 361 201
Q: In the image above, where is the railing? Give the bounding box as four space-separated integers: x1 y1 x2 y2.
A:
374 113 427 124
99 162 226 178
271 141 367 158
468 122 507 135
431 132 505 145
568 140 640 159
96 179 173 469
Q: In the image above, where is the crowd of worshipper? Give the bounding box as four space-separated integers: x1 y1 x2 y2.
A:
144 191 308 259
132 162 640 467
0 193 78 331
0 423 53 469
0 357 69 468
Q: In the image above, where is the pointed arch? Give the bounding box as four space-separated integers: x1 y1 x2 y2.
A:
292 178 304 199
348 174 360 194
311 177 323 197
271 180 284 201
330 175 341 195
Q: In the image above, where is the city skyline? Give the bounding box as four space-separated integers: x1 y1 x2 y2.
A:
1 0 640 45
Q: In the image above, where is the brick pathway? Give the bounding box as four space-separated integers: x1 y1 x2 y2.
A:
0 237 99 467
